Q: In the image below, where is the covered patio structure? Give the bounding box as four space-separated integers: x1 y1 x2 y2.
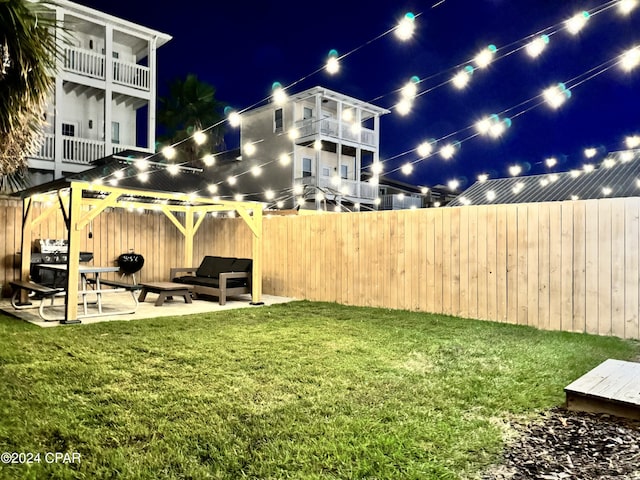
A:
16 159 264 323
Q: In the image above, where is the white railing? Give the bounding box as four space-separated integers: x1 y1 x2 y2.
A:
295 176 377 200
64 47 105 79
34 133 56 160
62 46 150 91
112 145 153 155
294 118 376 147
380 194 423 210
113 60 150 90
62 137 105 164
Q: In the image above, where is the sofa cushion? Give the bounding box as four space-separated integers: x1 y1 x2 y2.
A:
173 275 248 289
195 256 236 278
231 258 252 273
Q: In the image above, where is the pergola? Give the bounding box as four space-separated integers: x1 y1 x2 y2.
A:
17 179 263 323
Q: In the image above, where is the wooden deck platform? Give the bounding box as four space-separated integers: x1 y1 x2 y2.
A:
565 359 640 420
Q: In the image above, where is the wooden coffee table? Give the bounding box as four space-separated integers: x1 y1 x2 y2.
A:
138 282 192 306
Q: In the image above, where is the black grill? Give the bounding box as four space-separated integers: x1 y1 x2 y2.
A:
30 252 94 287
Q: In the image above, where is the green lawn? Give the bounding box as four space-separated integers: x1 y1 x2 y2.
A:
0 301 637 479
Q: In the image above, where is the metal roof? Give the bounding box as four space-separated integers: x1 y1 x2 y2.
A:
448 149 640 206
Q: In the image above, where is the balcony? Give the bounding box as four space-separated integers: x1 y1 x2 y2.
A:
379 194 423 210
63 46 150 91
33 133 152 165
295 175 378 200
294 118 377 147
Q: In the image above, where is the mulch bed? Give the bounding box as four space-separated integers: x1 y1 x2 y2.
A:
483 407 640 480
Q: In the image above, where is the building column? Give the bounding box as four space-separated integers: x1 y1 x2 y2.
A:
53 8 65 179
147 36 158 151
104 25 113 156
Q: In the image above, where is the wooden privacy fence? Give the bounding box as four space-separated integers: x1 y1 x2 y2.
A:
1 195 639 340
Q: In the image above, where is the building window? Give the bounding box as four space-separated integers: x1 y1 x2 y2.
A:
61 123 75 137
274 108 283 133
303 107 313 120
111 122 120 144
322 166 330 177
302 157 312 177
340 164 348 179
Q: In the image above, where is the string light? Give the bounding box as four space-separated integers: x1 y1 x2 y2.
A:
565 11 590 35
371 161 383 174
401 163 413 175
207 184 218 193
395 12 416 41
314 139 322 150
439 143 457 159
525 35 550 58
227 176 237 185
447 179 460 190
543 83 571 109
545 157 557 168
417 141 434 157
228 111 241 127
293 184 304 195
620 151 635 162
193 130 207 145
478 173 489 183
244 142 256 156
486 190 496 201
162 146 176 160
509 165 522 176
401 77 419 99
602 186 612 195
626 135 640 148
200 154 214 166
395 98 412 115
618 0 638 15
138 172 149 183
326 49 340 74
288 128 300 140
251 165 262 176
583 163 595 172
420 186 429 194
603 158 616 168
452 66 474 89
272 82 287 105
584 147 597 158
167 164 179 175
474 44 497 68
621 46 640 71
279 153 290 166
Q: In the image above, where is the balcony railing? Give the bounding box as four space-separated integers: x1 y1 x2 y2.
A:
33 135 151 164
295 118 377 147
295 175 377 200
62 46 150 91
380 194 423 210
64 47 105 79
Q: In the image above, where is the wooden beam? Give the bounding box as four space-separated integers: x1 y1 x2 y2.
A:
236 207 260 237
251 206 263 304
58 191 70 229
184 208 194 267
64 184 83 323
30 203 59 228
161 206 186 235
76 191 120 230
19 198 33 303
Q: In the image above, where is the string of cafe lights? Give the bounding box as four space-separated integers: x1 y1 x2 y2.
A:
84 0 639 212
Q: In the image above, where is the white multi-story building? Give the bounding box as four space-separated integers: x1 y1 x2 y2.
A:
28 0 171 185
236 86 389 210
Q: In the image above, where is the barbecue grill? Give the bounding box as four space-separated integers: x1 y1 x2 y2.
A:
117 251 144 282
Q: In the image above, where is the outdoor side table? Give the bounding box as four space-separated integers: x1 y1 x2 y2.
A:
138 282 192 306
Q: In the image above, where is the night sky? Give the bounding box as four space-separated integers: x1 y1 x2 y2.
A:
76 0 640 190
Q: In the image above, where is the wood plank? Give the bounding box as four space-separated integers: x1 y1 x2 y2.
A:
477 206 488 320
566 359 640 407
610 199 626 338
624 198 640 340
496 205 508 322
527 204 539 328
560 202 574 332
389 212 399 310
598 199 613 336
433 208 444 314
409 211 420 311
517 205 529 325
450 207 461 316
584 200 599 335
363 212 374 307
418 209 428 312
426 210 436 312
442 207 451 314
458 206 469 318
468 206 479 318
538 203 550 331
486 205 497 321
573 201 587 333
506 205 518 324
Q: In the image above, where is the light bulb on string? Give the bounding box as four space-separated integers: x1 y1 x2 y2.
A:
293 184 304 195
509 165 522 176
421 187 429 194
288 128 300 140
602 187 612 196
207 184 218 194
395 12 416 41
447 179 460 191
474 45 497 69
395 98 412 116
244 142 257 156
401 76 420 99
478 174 489 183
621 46 640 71
371 161 383 175
565 11 590 35
314 139 322 150
452 66 474 89
251 165 262 176
621 151 635 162
543 83 571 109
193 130 207 145
272 82 287 105
584 147 597 158
162 146 176 160
202 154 215 166
626 135 640 148
603 158 616 168
439 142 458 160
583 164 595 172
234 194 244 202
326 49 340 74
226 108 241 127
138 172 149 183
525 35 550 58
618 0 638 15
167 164 179 176
227 176 237 185
545 157 557 168
401 163 413 175
417 140 434 157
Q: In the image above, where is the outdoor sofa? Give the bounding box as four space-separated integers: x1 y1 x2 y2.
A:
170 256 252 305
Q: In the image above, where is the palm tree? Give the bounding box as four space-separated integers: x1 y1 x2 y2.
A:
157 74 226 160
0 0 58 186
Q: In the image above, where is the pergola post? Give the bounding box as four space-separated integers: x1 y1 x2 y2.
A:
63 183 83 324
250 207 263 305
184 207 194 268
19 198 33 304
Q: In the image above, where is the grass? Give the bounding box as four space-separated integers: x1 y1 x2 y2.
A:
0 301 637 479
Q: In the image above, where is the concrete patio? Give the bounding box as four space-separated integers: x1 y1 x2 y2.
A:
0 292 295 327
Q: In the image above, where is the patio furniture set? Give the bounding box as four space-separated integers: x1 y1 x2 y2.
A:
10 255 253 322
